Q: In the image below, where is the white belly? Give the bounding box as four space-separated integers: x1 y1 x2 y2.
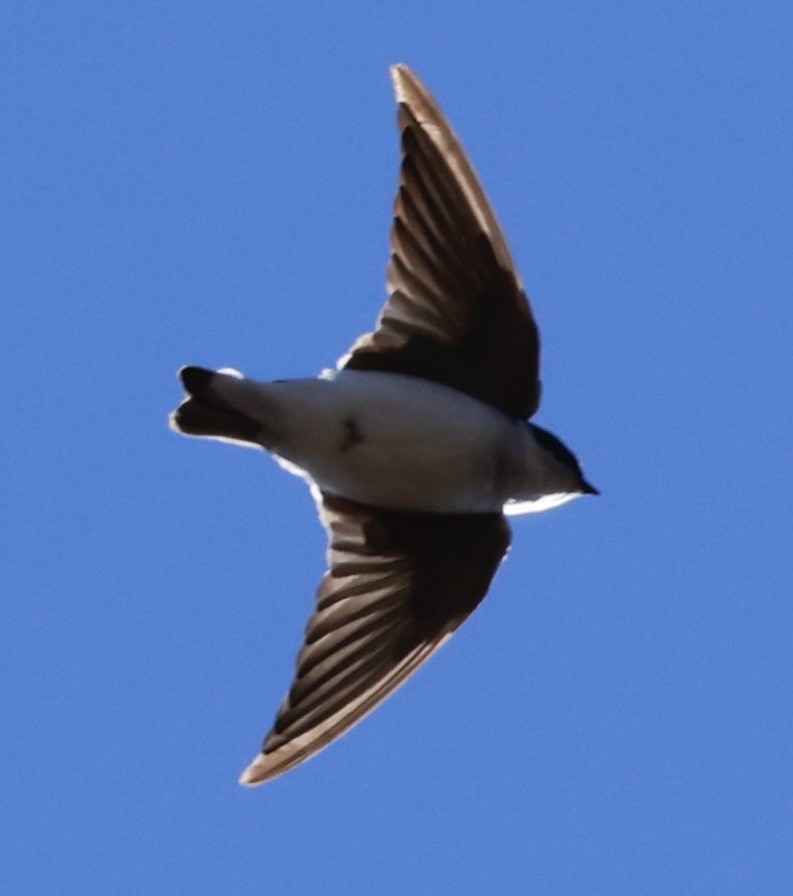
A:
218 370 527 512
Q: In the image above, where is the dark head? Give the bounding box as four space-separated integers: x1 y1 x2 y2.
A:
529 423 599 496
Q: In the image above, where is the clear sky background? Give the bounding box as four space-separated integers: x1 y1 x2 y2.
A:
4 2 792 893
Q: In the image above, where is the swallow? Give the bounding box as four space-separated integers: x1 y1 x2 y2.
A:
170 63 597 785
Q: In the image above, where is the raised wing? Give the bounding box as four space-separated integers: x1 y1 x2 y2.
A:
240 493 510 784
343 63 541 420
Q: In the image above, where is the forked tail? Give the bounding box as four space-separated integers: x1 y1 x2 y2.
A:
169 366 262 444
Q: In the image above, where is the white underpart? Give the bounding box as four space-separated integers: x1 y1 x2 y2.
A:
208 369 581 514
504 494 581 516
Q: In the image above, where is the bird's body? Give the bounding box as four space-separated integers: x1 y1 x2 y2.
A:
189 368 581 514
171 64 597 785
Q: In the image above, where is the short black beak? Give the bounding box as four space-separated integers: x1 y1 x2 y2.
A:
581 480 600 496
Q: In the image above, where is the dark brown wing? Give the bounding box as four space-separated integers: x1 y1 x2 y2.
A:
239 492 510 785
343 64 541 419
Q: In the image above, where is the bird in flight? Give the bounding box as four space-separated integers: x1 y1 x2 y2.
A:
170 64 597 785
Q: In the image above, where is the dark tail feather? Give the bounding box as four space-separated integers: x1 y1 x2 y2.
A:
169 366 262 443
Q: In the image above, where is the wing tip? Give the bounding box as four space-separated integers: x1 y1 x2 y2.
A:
390 62 422 105
238 753 271 787
390 61 409 84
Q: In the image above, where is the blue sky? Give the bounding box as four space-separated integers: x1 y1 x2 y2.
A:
4 2 793 893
